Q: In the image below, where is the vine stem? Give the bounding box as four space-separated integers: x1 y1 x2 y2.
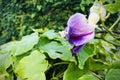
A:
105 13 110 19
101 22 119 39
96 30 120 34
109 16 120 30
46 62 69 72
95 36 120 46
90 71 103 80
52 62 69 66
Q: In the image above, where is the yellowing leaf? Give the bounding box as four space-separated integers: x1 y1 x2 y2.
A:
15 50 48 80
78 73 99 80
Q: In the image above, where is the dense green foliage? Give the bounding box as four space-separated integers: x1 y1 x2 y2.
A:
0 0 95 45
0 0 120 80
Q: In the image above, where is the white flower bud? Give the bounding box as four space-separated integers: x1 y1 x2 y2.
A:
90 3 100 13
100 6 106 21
90 2 106 22
88 12 100 25
59 31 66 38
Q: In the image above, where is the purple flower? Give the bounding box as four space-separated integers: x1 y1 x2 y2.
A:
65 13 96 56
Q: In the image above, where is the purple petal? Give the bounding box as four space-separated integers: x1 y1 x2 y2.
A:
65 13 96 56
64 27 69 39
68 22 96 35
68 32 94 46
67 13 96 35
67 13 87 27
72 44 85 56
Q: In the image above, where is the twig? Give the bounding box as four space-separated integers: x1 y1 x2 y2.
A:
109 16 120 30
52 62 69 66
95 37 120 46
105 13 110 19
90 71 103 80
101 22 120 39
96 30 120 34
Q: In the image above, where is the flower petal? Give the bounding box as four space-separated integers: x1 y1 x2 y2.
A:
88 12 100 25
67 13 87 27
72 44 85 56
65 13 96 56
68 32 94 46
68 24 96 35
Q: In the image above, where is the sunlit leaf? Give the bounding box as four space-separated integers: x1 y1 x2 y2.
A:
14 32 39 56
104 0 120 13
42 30 59 40
0 41 15 54
0 32 39 56
52 2 62 7
78 73 99 80
0 54 11 80
15 50 48 80
37 5 42 11
63 63 87 80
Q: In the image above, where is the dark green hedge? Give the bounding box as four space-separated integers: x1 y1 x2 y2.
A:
0 0 95 45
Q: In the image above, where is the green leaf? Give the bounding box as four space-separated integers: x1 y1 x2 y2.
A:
95 40 108 55
46 0 53 3
31 13 36 18
52 2 62 7
110 61 120 69
41 41 75 62
56 38 72 49
0 41 15 54
63 63 87 80
104 0 120 13
15 50 48 80
39 37 51 47
80 0 94 11
0 32 39 56
105 69 120 80
78 73 99 80
14 32 39 56
37 5 42 11
77 44 95 69
42 30 59 40
89 61 109 71
0 54 11 79
102 0 115 3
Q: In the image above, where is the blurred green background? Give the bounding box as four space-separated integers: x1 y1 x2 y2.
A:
0 0 118 45
0 0 95 45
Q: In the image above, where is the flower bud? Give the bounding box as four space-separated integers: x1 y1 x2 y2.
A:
90 3 100 13
88 12 100 25
100 6 106 21
90 2 106 22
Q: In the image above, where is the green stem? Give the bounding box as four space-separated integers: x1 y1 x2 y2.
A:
91 71 103 80
101 22 119 39
109 16 120 30
96 30 120 34
95 36 120 46
105 13 110 19
52 62 69 66
103 38 120 46
56 72 64 78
